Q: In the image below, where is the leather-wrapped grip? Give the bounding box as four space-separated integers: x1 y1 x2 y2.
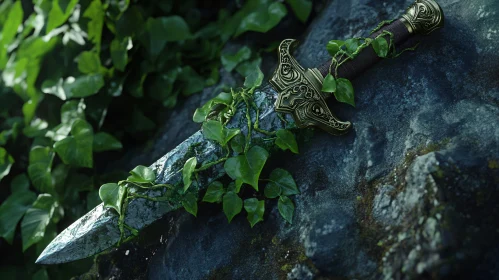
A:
318 19 412 80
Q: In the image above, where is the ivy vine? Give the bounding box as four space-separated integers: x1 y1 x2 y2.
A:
322 20 419 106
99 67 301 244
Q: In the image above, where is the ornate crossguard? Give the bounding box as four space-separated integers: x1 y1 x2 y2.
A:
270 0 444 135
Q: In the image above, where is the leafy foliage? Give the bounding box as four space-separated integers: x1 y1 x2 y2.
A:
0 0 312 277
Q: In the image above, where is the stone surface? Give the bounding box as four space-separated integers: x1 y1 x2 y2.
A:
77 0 499 279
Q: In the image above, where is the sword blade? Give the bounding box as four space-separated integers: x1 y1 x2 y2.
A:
36 85 283 264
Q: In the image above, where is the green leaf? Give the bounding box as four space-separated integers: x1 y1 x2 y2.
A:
46 0 78 33
53 119 94 168
21 194 56 251
278 196 295 224
202 120 240 146
264 180 281 198
93 132 122 152
223 191 243 223
202 181 225 203
83 0 105 52
221 46 251 72
182 193 198 217
99 183 125 214
178 66 205 96
10 173 30 193
275 129 299 154
32 268 49 280
182 157 197 192
326 40 344 57
193 92 233 123
110 37 129 71
0 147 14 182
285 0 312 23
0 1 23 47
0 191 36 244
236 57 262 77
321 73 337 93
77 51 102 74
236 1 287 37
334 78 355 107
140 16 191 56
27 146 54 193
243 66 264 88
224 145 269 191
230 133 245 154
344 38 360 55
64 74 105 99
61 99 85 124
372 36 389 58
127 165 156 183
244 198 265 227
268 168 299 196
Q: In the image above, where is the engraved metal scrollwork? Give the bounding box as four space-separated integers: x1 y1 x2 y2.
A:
401 0 444 35
269 39 351 135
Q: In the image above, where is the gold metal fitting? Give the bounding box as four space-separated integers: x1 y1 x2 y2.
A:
401 0 445 35
269 39 351 135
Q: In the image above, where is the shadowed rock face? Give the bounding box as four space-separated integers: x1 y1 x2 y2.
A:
77 0 499 279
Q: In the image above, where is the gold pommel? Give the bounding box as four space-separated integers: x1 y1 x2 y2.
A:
401 0 444 35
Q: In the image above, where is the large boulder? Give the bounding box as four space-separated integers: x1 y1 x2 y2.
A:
78 0 499 279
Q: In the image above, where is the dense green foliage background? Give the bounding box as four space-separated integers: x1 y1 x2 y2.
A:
0 0 311 278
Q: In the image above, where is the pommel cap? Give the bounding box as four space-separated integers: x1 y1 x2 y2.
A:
401 0 444 35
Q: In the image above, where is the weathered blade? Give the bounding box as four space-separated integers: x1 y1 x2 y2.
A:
36 85 284 264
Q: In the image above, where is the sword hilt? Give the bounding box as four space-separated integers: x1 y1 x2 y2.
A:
270 0 444 135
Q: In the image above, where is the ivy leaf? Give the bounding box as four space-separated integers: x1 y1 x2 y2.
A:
275 129 299 154
236 1 287 37
46 0 78 33
221 46 251 72
61 99 86 124
27 146 54 193
223 191 243 223
264 181 281 198
77 51 102 74
268 168 299 196
110 37 130 71
53 119 94 168
0 147 14 182
93 132 123 152
0 1 23 48
140 16 192 57
285 0 312 23
278 196 295 224
224 145 269 191
0 191 36 244
372 36 389 58
344 38 360 55
243 66 264 88
193 91 233 123
334 78 355 107
182 193 198 217
321 73 337 93
244 198 265 227
21 194 56 251
202 120 240 146
23 118 48 138
127 165 156 183
99 183 125 214
83 0 105 52
182 157 197 192
202 181 225 203
63 74 105 99
230 133 245 154
326 40 344 56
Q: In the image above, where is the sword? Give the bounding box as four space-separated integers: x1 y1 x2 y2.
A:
36 0 444 264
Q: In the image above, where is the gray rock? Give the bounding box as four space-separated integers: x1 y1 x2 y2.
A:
78 0 499 279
